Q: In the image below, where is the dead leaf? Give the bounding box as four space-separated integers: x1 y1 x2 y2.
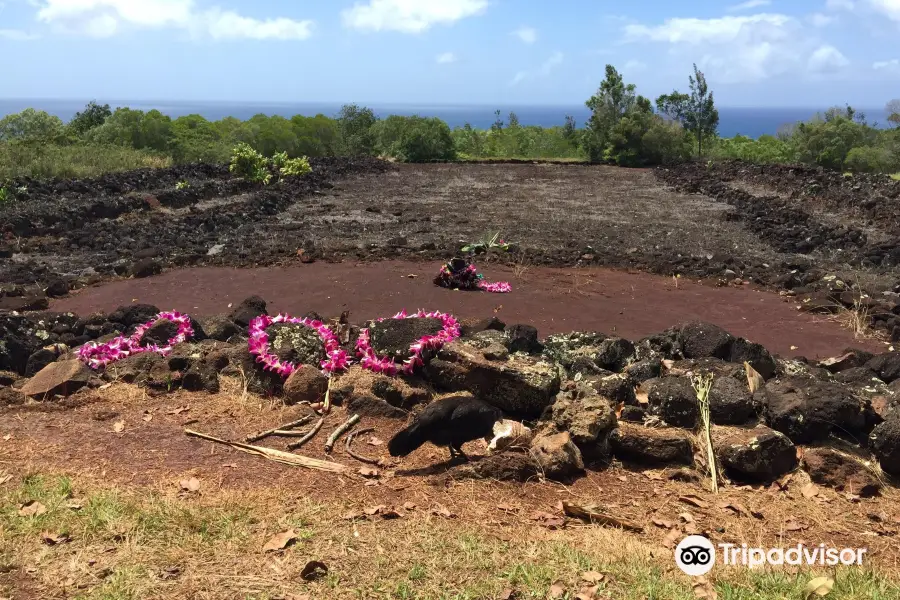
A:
805 576 834 598
548 581 566 599
580 571 605 584
744 362 764 394
498 588 517 600
358 467 380 478
679 495 709 509
343 511 364 521
645 471 664 481
617 475 627 482
166 406 189 415
2 434 10 441
530 511 565 529
679 512 695 523
367 436 384 446
263 529 297 552
635 390 649 405
662 359 675 370
790 345 799 351
179 477 201 493
497 503 519 513
18 501 47 517
65 499 84 510
159 566 181 580
405 274 418 279
0 473 12 485
112 420 125 433
802 483 819 499
402 502 417 511
380 508 403 520
614 401 625 419
431 504 455 518
718 502 751 518
223 463 238 469
693 577 718 599
364 505 387 516
575 585 599 600
662 528 683 549
40 531 70 545
785 519 808 532
142 411 153 422
299 560 328 581
652 518 674 529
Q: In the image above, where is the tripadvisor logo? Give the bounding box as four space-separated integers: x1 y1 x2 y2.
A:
675 535 867 575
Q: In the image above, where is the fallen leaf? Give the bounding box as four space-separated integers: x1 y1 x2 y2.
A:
805 576 834 598
614 401 625 419
575 585 599 600
112 420 125 433
785 519 808 532
662 359 675 370
367 436 384 446
142 411 153 422
791 345 799 351
693 577 718 599
364 505 387 516
358 467 380 478
0 473 12 485
845 493 861 503
40 531 70 545
679 495 709 509
2 434 10 441
497 503 519 514
652 518 674 529
18 501 47 517
548 581 566 599
679 512 695 523
405 274 418 279
498 588 517 600
223 463 238 469
635 390 649 405
343 511 364 521
580 571 605 584
718 502 751 518
645 471 664 481
431 504 455 518
802 483 819 499
166 406 189 415
617 475 627 482
263 529 297 552
530 511 565 529
662 528 683 549
402 502 417 511
299 560 328 581
65 499 84 510
179 477 201 493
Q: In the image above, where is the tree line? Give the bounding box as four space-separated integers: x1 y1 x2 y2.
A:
0 63 898 180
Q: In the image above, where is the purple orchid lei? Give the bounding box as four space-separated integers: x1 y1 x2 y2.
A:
434 259 511 293
78 311 195 369
248 314 350 377
356 309 461 377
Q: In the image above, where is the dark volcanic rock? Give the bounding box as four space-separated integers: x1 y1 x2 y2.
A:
625 358 662 384
595 337 636 372
709 376 759 425
714 425 797 483
108 304 162 330
620 406 646 422
0 386 24 406
104 352 164 384
761 376 868 443
869 415 900 476
529 431 584 479
25 348 58 378
140 319 181 347
802 448 881 497
0 296 49 312
819 350 876 374
680 321 735 360
20 359 91 398
729 338 777 380
44 278 70 298
545 384 617 457
450 453 539 482
196 314 241 342
348 394 408 419
269 323 326 367
283 367 328 405
506 324 541 354
865 352 900 384
583 373 636 406
370 317 444 361
229 295 268 328
646 377 699 428
181 361 220 393
131 258 162 278
609 423 694 466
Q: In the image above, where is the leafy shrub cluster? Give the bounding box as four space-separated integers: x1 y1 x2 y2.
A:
229 144 312 184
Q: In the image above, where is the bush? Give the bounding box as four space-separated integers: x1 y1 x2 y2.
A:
279 156 311 177
844 146 899 173
336 104 378 156
229 143 271 184
0 109 65 142
0 141 170 179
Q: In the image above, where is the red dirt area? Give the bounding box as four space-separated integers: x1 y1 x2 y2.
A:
53 261 883 358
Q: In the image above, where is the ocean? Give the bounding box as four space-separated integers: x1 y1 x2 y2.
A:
0 99 890 139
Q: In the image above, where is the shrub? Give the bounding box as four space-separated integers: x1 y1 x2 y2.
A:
175 180 189 190
0 141 170 179
844 146 899 173
229 143 271 184
279 156 312 177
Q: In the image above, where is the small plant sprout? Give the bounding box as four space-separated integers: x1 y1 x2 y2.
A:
0 187 9 204
175 180 189 190
692 372 718 494
461 232 513 255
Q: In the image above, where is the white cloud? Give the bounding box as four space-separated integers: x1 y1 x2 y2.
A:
826 0 855 9
510 51 563 86
868 0 900 21
540 51 563 75
807 44 850 72
728 0 771 11
341 0 487 33
510 71 527 86
512 26 536 44
0 29 40 40
33 0 313 40
809 13 835 26
436 51 456 64
873 58 900 69
623 13 843 82
623 59 647 72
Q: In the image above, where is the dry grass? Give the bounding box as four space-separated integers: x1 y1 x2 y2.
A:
829 297 887 342
512 252 531 280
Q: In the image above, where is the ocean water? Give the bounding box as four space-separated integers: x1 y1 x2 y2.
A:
0 99 889 139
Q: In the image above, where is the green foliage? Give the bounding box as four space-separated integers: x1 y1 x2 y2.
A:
169 114 232 163
0 186 9 205
791 106 877 170
336 104 378 156
711 134 795 163
69 101 112 135
887 99 900 128
461 232 512 254
656 64 719 156
376 116 456 162
229 143 271 184
583 65 646 162
0 141 170 179
86 108 172 152
0 109 65 142
605 109 692 167
279 155 312 177
175 180 189 190
844 145 899 173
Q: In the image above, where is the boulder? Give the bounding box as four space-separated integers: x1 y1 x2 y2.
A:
713 425 797 483
44 278 70 298
146 360 183 392
0 386 24 406
545 385 617 457
329 366 431 409
680 322 734 360
529 431 584 479
869 415 900 476
459 316 505 337
609 423 694 466
426 340 561 418
25 348 58 377
0 371 18 386
802 448 881 497
108 304 162 330
131 258 162 278
20 359 91 398
140 319 181 347
594 338 636 372
834 367 882 386
865 353 900 384
0 313 49 374
729 338 777 380
646 377 699 428
761 376 868 443
819 350 876 374
181 361 220 393
450 453 539 482
103 352 164 384
369 317 444 363
582 373 636 406
620 406 646 422
506 324 541 354
463 330 509 362
0 296 49 312
196 314 241 342
635 328 682 361
708 376 759 425
223 346 284 396
347 394 408 419
229 295 268 328
625 358 662 384
283 367 329 405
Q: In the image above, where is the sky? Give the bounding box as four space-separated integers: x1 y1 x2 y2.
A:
1 0 899 107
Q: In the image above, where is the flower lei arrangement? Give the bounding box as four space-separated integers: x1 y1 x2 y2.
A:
356 309 461 376
434 257 512 294
248 314 350 377
78 311 195 369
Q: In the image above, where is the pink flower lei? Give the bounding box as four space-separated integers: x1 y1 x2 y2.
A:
434 259 511 293
78 311 195 369
356 309 461 377
248 314 350 377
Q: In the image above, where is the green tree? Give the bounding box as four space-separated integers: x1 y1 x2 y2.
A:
886 99 900 128
656 64 719 156
169 114 230 163
336 104 378 155
0 109 65 141
583 65 646 162
69 101 112 135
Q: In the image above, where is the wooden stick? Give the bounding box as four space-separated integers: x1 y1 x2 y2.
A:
245 415 314 443
562 501 644 533
325 414 360 453
287 417 325 450
345 427 380 465
184 429 345 473
271 429 318 438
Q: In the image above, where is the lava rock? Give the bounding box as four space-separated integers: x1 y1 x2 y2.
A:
103 352 164 384
229 295 268 328
529 431 584 479
0 386 24 406
802 448 881 497
834 367 882 386
869 415 900 476
182 362 220 393
140 319 181 347
506 324 541 354
0 371 18 386
595 338 636 372
620 406 646 422
223 346 283 396
108 304 161 330
625 358 662 384
25 349 58 378
819 350 876 374
369 317 444 362
762 376 868 443
646 377 699 428
0 296 49 312
609 423 694 466
20 359 91 399
347 394 408 419
131 258 162 278
196 314 241 342
459 316 505 336
44 278 70 298
680 321 735 360
729 338 777 380
545 385 617 457
583 373 636 406
450 453 539 482
865 352 900 384
709 376 759 425
283 367 329 405
714 425 797 483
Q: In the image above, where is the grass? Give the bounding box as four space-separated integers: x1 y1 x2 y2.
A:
0 141 170 180
890 173 900 181
2 472 898 599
